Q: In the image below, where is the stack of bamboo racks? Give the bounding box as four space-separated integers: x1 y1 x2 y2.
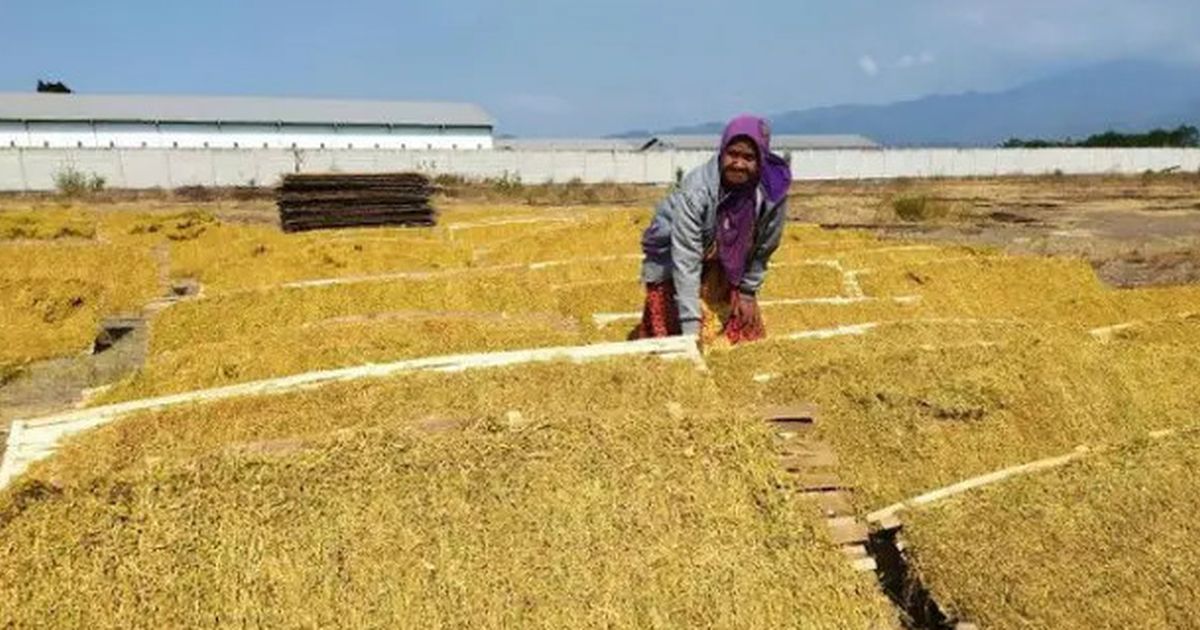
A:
277 173 437 232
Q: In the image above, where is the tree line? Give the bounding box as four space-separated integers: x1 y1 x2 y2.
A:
1002 125 1199 148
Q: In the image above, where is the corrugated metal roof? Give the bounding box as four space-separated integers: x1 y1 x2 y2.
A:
646 134 880 151
497 134 880 152
496 137 647 152
0 93 493 127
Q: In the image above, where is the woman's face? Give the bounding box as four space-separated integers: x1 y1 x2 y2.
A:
720 137 759 188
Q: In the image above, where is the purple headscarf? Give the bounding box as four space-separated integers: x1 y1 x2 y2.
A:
715 115 792 287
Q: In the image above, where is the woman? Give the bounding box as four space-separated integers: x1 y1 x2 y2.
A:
633 115 792 347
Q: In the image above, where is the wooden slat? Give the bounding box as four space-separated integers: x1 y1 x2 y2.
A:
806 490 855 517
874 513 903 532
792 472 847 492
277 172 436 232
771 424 813 441
851 557 878 572
760 399 885 580
777 442 840 468
0 421 26 487
762 403 820 423
779 453 839 471
826 516 870 546
841 544 869 560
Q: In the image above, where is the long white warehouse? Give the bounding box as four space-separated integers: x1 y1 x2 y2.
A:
0 93 494 150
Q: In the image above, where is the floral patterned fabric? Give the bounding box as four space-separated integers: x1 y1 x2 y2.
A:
630 260 765 346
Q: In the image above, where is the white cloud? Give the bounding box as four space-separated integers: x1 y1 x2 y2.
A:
858 55 879 76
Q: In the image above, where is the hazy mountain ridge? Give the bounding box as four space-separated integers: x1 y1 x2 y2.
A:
631 60 1200 147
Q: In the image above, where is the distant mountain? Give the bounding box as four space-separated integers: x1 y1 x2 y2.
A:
632 60 1200 147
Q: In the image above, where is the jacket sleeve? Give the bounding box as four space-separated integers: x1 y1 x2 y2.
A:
668 189 706 336
738 197 786 296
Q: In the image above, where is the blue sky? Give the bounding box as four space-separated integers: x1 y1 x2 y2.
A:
2 1 1198 136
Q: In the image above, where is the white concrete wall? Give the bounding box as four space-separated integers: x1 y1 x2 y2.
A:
1 147 1199 191
0 122 26 148
784 148 1200 180
94 122 165 149
25 122 96 149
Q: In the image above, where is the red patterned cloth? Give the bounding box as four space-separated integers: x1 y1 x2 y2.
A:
631 281 682 339
630 262 765 345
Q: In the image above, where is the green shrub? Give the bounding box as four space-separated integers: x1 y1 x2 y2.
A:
432 173 468 187
893 194 931 221
54 167 106 197
489 171 523 194
889 193 957 222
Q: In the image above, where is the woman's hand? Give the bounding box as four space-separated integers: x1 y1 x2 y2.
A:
732 292 762 330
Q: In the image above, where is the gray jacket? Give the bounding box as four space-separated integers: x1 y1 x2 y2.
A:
640 156 787 335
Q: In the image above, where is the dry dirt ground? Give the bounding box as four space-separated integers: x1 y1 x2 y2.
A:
794 174 1200 287
0 323 147 425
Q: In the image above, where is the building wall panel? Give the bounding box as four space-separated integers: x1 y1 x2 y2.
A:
0 122 27 148
4 147 1200 191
